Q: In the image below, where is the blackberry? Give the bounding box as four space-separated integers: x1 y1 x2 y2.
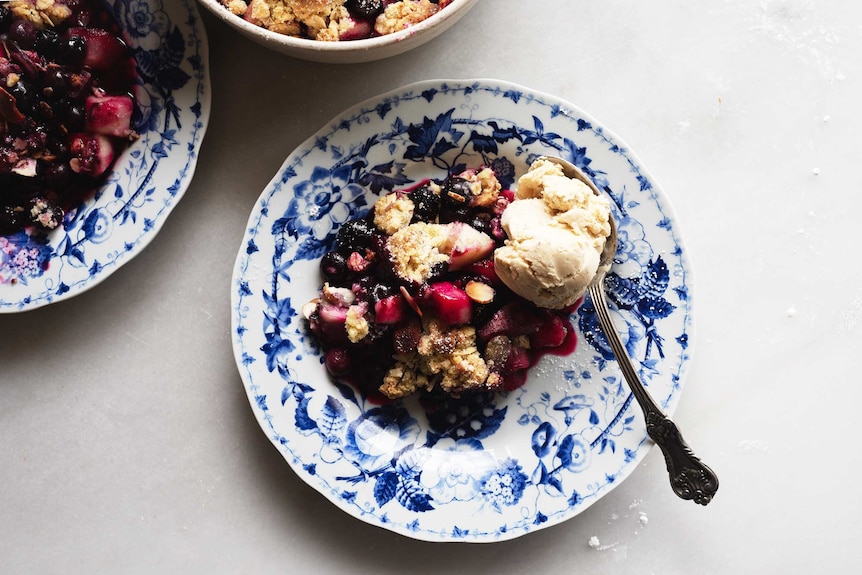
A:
35 28 62 58
410 184 440 223
335 217 376 253
345 0 384 19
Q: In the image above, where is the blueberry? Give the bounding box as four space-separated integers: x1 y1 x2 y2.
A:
441 177 472 206
467 212 493 235
320 251 348 282
43 69 68 92
66 104 86 131
9 20 37 49
42 163 72 187
8 80 36 113
60 35 87 65
346 0 384 19
324 348 352 377
410 184 440 223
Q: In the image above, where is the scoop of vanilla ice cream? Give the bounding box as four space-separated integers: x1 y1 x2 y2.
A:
494 159 611 309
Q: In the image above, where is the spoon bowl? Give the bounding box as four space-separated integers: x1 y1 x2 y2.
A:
539 155 719 505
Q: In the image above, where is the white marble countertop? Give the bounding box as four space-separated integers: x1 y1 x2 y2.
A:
2 0 860 572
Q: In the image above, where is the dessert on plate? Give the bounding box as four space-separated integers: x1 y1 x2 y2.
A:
304 160 613 400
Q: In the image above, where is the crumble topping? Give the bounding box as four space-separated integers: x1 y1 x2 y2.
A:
373 192 414 235
380 352 432 399
387 222 451 284
381 318 501 399
374 0 439 36
221 0 446 42
463 166 502 207
417 318 495 395
345 304 369 342
8 0 72 28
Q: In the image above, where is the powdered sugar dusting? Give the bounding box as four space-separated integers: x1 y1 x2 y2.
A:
738 439 770 452
587 535 618 551
841 296 862 332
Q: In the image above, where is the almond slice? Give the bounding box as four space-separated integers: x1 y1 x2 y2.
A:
400 286 423 318
465 280 495 304
302 299 320 320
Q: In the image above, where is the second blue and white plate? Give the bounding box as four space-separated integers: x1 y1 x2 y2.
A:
0 0 210 312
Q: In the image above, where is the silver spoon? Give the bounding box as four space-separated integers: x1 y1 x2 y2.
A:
540 155 719 505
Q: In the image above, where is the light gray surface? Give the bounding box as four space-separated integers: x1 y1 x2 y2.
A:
2 1 860 572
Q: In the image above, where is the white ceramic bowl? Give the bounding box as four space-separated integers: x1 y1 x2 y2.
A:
197 0 479 63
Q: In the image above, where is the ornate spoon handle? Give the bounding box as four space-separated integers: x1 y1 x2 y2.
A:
588 281 719 505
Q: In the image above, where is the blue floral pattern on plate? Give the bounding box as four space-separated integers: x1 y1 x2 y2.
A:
0 0 210 312
232 79 694 542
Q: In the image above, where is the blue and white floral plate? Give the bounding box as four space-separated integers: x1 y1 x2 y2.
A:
232 79 694 542
0 0 210 312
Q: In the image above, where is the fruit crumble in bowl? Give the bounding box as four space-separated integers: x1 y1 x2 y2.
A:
232 79 695 542
0 0 210 312
197 0 480 64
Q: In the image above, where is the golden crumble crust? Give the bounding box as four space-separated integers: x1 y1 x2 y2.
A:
380 353 432 399
465 167 502 207
387 222 451 284
416 319 490 395
374 193 415 235
9 0 72 28
345 304 369 343
236 0 350 40
222 0 449 40
378 319 505 399
374 0 439 36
